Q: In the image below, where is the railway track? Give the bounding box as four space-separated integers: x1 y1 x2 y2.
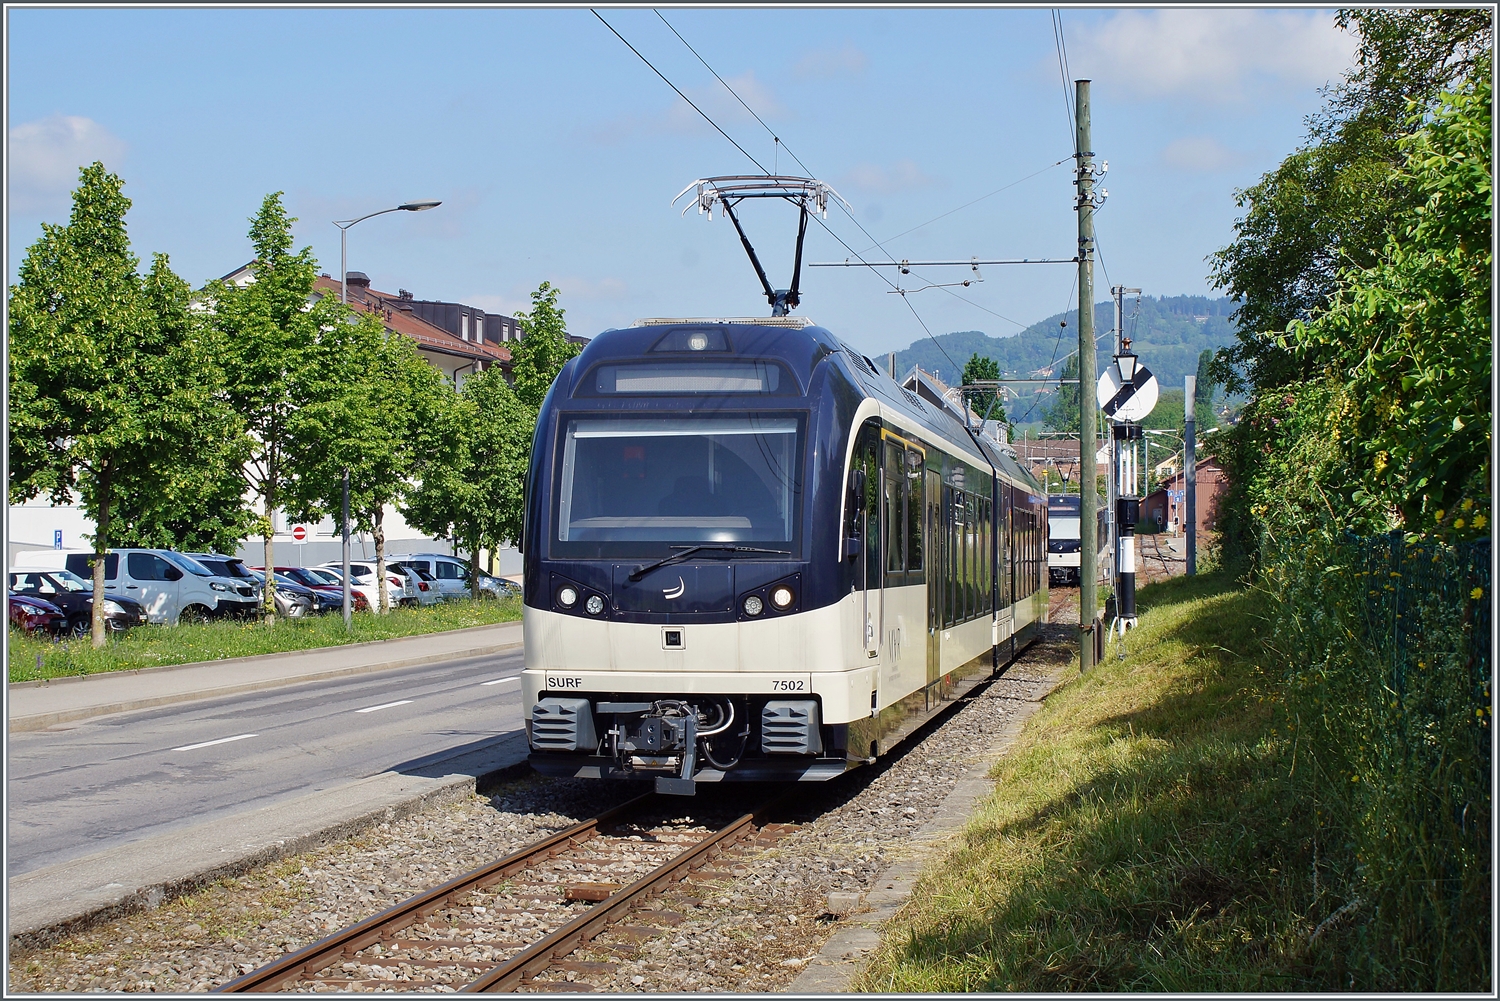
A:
216 792 788 993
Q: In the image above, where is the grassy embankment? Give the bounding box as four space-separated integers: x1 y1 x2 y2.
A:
855 569 1426 992
8 597 521 684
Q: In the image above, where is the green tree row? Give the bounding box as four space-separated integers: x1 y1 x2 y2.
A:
9 165 577 645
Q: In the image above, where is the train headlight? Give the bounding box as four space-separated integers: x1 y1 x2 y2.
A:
687 332 709 351
558 586 578 608
743 595 764 616
770 586 795 610
585 594 605 615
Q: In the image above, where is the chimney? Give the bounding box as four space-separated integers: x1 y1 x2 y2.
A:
344 271 371 288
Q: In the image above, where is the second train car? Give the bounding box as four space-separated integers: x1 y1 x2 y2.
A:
521 317 1047 794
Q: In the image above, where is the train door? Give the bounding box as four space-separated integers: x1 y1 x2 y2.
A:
851 423 881 659
926 467 942 687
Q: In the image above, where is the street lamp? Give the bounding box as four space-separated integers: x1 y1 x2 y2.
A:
333 200 441 304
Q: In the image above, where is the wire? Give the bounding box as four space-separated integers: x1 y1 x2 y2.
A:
591 9 770 174
854 158 1070 253
1051 10 1076 146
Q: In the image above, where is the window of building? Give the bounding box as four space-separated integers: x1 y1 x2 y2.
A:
475 316 484 342
461 313 470 341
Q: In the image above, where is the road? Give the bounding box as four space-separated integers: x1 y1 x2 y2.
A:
7 650 526 879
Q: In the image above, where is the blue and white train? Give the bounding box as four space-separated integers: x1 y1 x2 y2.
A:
521 317 1047 794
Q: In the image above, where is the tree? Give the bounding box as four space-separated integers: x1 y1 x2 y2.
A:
510 281 580 409
1288 63 1491 537
290 315 458 612
1207 8 1492 395
8 163 236 646
961 353 1008 431
204 193 348 620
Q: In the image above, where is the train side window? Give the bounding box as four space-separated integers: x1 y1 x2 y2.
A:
856 424 880 591
883 441 904 578
906 449 924 575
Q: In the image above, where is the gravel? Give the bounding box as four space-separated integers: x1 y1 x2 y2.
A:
8 632 1072 995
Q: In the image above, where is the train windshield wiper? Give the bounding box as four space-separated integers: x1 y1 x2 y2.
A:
629 545 791 581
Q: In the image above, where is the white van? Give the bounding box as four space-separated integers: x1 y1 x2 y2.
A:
388 552 517 601
12 549 258 625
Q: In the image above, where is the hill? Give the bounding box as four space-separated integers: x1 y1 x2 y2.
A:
892 295 1238 425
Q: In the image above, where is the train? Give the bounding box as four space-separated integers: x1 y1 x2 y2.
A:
1046 493 1108 586
520 317 1048 795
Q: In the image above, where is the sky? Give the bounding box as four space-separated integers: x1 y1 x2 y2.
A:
6 6 1356 357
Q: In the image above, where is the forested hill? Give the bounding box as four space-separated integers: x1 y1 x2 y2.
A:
892 294 1238 396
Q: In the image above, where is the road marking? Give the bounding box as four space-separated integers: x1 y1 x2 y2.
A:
480 676 520 686
173 733 257 752
355 699 414 713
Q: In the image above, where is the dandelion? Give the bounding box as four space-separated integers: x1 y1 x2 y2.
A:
1473 514 1487 530
1434 509 1445 522
1472 587 1484 600
1462 498 1474 511
1454 518 1466 530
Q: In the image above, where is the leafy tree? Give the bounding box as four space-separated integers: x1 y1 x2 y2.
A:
8 163 236 645
1287 63 1491 537
203 193 348 619
289 315 459 612
1208 9 1492 395
1041 355 1081 434
961 353 1008 431
510 281 580 409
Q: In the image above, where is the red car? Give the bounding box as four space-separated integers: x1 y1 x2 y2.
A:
9 592 67 635
266 567 371 611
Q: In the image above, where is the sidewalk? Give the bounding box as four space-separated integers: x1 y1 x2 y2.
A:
7 621 524 733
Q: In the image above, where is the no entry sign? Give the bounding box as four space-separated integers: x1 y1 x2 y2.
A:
292 525 308 543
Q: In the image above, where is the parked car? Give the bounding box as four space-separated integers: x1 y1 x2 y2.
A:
317 561 415 610
188 554 317 618
8 569 147 635
308 567 385 612
387 553 519 600
13 549 256 624
9 591 67 635
387 563 441 606
265 567 369 612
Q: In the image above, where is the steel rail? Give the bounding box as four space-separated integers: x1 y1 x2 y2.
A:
461 806 767 993
215 792 654 994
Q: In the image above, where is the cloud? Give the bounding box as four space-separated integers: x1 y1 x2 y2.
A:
793 43 868 80
1069 9 1356 103
839 159 939 196
1159 136 1246 172
8 115 128 213
589 71 786 146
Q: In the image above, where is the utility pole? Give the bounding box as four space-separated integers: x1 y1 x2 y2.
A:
342 469 352 629
1185 375 1197 576
1076 79 1099 673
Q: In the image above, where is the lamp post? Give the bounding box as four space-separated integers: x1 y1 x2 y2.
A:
333 200 442 304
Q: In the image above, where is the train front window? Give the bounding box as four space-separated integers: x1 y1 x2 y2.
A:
553 415 804 557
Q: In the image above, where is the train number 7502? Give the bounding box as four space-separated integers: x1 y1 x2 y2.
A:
770 679 806 692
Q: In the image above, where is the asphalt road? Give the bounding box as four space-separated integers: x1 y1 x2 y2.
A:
7 650 526 879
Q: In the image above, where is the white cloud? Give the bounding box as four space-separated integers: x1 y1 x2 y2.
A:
839 159 939 196
793 43 868 80
1159 136 1245 172
8 115 128 213
1070 9 1356 103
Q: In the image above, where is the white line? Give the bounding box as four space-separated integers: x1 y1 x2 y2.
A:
172 733 258 752
480 676 520 686
355 699 414 713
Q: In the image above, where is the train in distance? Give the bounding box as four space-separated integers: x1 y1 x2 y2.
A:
521 315 1049 795
1046 493 1108 587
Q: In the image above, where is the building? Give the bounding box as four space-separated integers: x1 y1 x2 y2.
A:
1145 457 1228 536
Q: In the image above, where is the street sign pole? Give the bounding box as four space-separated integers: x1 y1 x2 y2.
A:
342 469 352 630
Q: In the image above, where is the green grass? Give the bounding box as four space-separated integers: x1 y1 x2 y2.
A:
854 571 1361 992
8 597 522 683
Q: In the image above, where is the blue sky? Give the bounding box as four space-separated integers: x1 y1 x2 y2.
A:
7 7 1354 356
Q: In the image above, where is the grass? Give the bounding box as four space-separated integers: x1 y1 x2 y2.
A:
8 597 522 683
854 570 1365 992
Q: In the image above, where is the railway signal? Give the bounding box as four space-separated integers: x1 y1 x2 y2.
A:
1098 343 1155 643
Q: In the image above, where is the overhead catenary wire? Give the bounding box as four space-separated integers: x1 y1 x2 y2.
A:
591 9 770 175
639 10 973 379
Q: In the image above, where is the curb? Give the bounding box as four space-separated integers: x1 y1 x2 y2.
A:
7 751 535 951
8 635 524 733
788 656 1074 993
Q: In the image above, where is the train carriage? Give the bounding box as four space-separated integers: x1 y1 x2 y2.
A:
521 317 1047 794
